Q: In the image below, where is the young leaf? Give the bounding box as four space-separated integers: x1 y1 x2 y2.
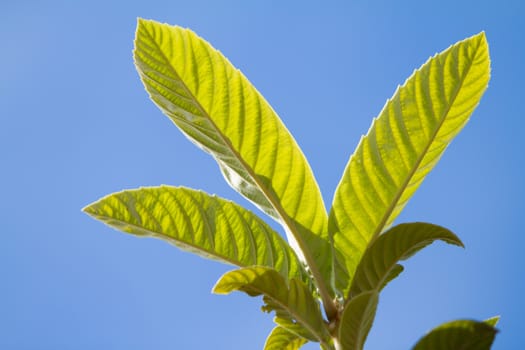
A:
338 291 379 350
330 32 490 294
348 223 463 299
134 18 333 301
264 326 308 350
272 316 318 342
83 186 304 280
412 319 498 350
213 266 330 344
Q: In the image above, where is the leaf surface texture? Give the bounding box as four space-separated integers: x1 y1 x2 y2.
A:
213 266 329 344
330 32 490 293
134 18 331 285
264 326 308 350
349 223 462 298
83 186 303 280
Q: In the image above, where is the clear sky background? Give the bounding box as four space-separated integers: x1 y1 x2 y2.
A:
2 1 524 349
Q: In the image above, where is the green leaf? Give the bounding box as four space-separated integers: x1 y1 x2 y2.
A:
273 316 317 342
264 327 308 350
349 223 463 298
412 319 498 350
330 32 490 294
83 186 304 280
339 291 379 350
133 18 333 296
484 316 500 327
380 263 404 290
213 266 329 344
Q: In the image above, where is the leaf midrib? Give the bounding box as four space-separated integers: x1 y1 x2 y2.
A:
138 22 334 309
140 24 296 253
369 38 483 243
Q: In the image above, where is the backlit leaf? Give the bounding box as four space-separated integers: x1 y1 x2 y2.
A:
213 266 329 344
348 223 462 299
83 186 304 280
330 32 490 294
264 326 308 350
134 18 332 293
484 316 500 327
273 316 317 342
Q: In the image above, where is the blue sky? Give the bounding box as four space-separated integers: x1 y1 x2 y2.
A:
2 1 524 349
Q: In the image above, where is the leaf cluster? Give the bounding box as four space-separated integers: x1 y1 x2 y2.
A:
84 19 497 349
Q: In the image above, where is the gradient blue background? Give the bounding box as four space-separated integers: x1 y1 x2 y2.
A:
2 1 523 349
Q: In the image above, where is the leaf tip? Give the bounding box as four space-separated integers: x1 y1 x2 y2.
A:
211 282 225 295
135 18 161 39
478 30 487 40
211 286 223 295
136 17 150 27
464 30 487 44
452 236 465 249
484 315 501 327
81 202 96 216
441 228 465 249
211 273 234 295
